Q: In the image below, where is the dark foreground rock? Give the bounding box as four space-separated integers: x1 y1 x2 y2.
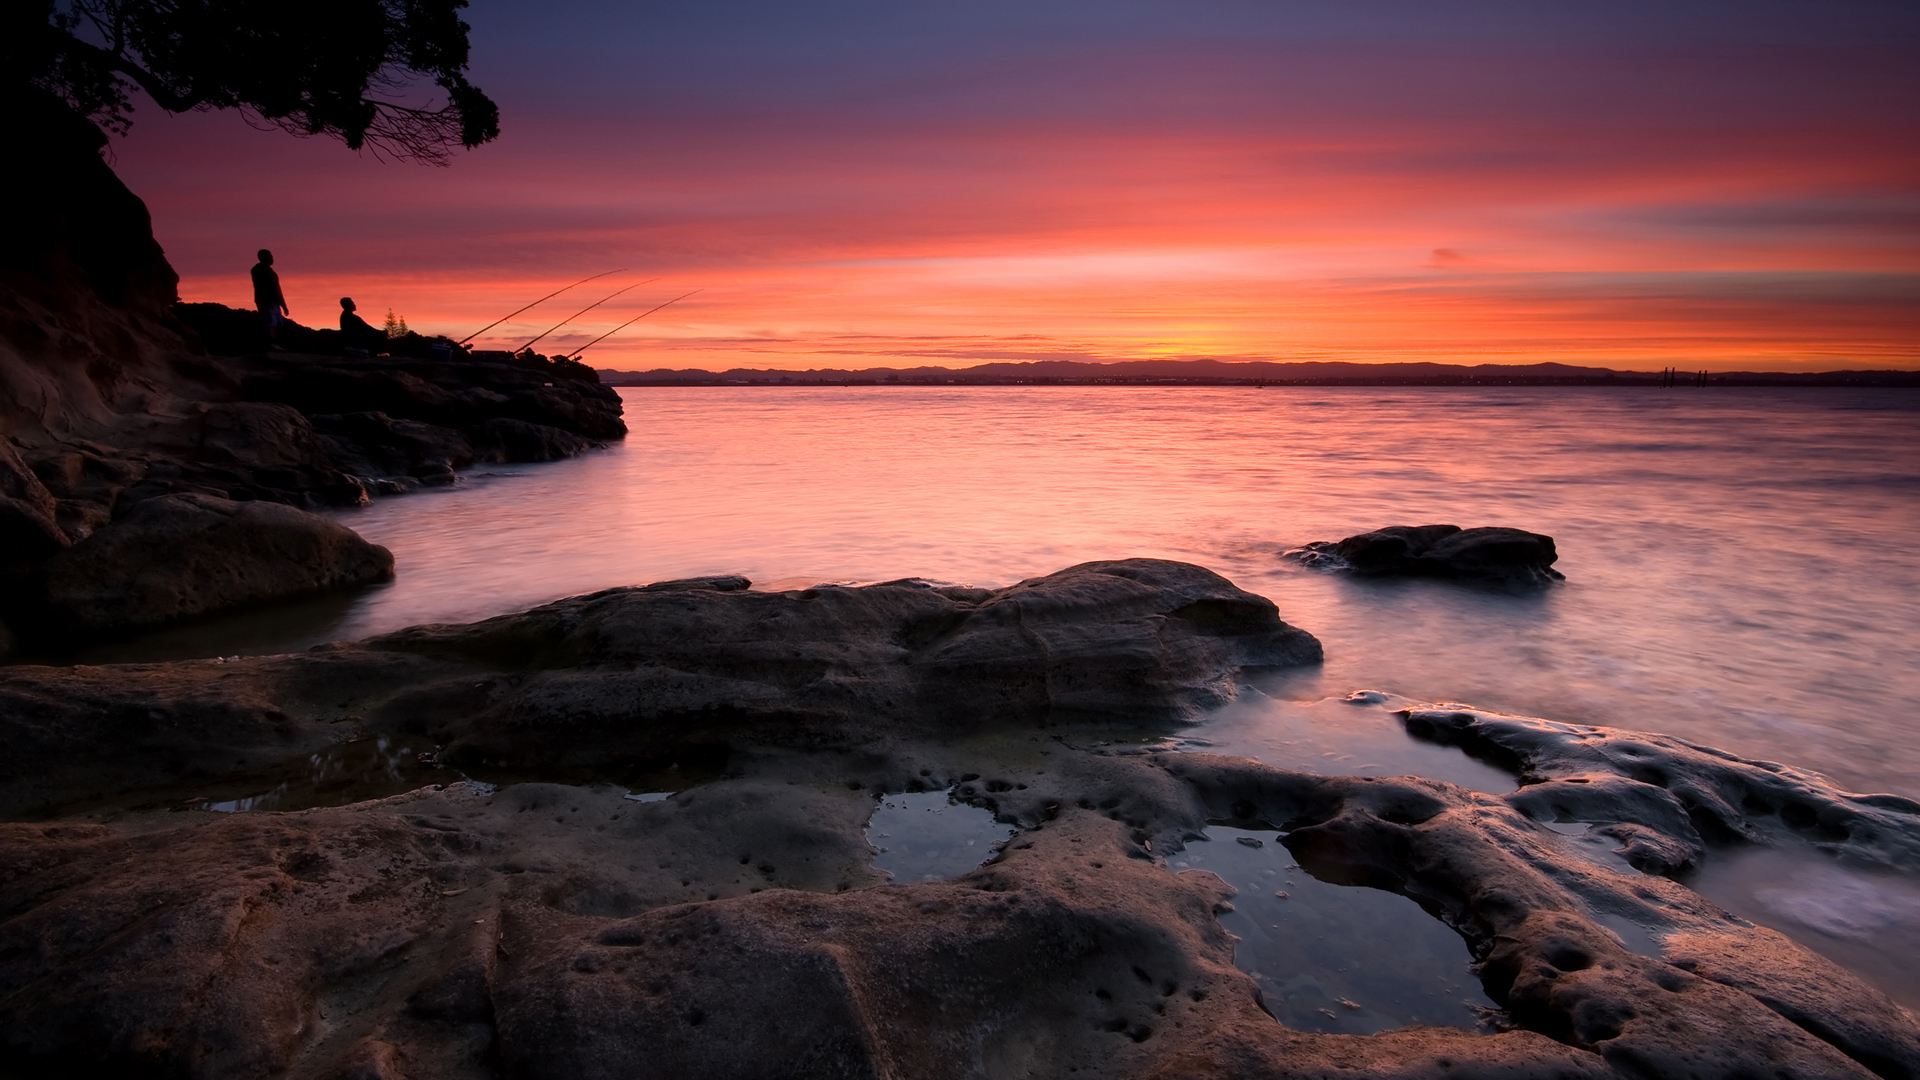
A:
0 560 1321 816
2 709 1917 1079
30 492 393 641
0 350 619 649
1 562 1918 1077
1284 524 1563 584
0 90 622 650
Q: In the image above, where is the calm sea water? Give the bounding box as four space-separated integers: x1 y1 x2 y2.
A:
118 385 1920 795
79 384 1920 1007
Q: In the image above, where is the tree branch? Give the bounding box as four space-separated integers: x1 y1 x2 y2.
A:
59 34 199 112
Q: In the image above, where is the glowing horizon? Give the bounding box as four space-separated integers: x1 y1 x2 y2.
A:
111 0 1920 372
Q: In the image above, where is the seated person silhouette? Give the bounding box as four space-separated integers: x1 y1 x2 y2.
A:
338 297 385 355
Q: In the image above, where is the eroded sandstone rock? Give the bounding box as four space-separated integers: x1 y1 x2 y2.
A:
32 492 393 642
3 725 1916 1079
0 560 1319 815
5 562 1918 1078
0 441 67 564
1400 704 1920 873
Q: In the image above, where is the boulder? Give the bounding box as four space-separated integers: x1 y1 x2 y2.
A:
1285 524 1562 584
33 492 392 641
466 417 593 463
311 411 477 480
192 402 323 473
0 559 1318 814
364 559 1324 769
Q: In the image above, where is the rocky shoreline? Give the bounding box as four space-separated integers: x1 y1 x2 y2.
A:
8 63 1917 1080
1 346 624 654
2 559 1916 1079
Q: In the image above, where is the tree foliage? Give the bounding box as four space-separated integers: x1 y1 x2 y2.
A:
8 0 500 163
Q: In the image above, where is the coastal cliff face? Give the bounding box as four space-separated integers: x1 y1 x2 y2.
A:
0 88 189 445
0 94 625 652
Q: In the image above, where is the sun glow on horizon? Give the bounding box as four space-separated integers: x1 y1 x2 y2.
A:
125 1 1919 373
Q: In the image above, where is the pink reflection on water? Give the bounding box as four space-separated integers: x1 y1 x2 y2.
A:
88 385 1920 799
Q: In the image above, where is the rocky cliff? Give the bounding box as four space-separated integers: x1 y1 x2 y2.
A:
0 92 625 653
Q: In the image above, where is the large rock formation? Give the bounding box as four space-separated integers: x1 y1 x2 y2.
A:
0 87 189 446
33 492 394 641
1284 524 1563 584
0 717 1915 1078
0 91 626 651
1 560 1917 1078
0 560 1321 815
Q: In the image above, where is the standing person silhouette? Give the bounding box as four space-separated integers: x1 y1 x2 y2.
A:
250 249 289 350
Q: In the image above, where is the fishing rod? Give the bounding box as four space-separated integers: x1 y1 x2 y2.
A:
514 279 657 352
564 290 703 358
456 268 625 345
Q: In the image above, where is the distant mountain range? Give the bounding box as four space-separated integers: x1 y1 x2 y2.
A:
596 358 1920 387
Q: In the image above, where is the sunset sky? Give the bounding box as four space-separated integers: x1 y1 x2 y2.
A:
110 0 1920 371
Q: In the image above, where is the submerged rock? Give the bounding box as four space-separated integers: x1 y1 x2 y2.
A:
32 492 393 641
1284 524 1563 584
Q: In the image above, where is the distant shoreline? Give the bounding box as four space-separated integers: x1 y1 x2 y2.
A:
599 372 1920 388
598 362 1920 389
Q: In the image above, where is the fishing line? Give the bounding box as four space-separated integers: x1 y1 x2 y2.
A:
515 279 657 352
456 268 625 345
565 290 703 358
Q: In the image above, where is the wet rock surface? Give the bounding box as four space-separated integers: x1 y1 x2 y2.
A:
1284 524 1563 584
3 728 1916 1078
0 560 1319 818
1 563 1917 1078
1401 704 1920 874
30 493 394 642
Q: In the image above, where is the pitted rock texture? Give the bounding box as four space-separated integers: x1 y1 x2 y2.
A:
4 553 1918 1078
0 775 1605 1080
31 492 394 641
3 730 1917 1079
1400 703 1920 873
0 560 1320 817
1284 524 1562 584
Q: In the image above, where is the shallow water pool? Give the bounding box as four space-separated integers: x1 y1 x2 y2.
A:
1173 825 1496 1034
866 789 1016 882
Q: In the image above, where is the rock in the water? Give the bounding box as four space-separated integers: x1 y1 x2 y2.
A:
0 559 1317 816
33 492 392 641
1402 703 1920 872
1285 524 1562 584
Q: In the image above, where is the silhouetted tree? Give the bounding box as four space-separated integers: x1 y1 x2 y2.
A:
8 0 500 163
